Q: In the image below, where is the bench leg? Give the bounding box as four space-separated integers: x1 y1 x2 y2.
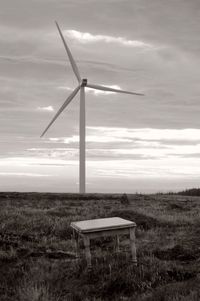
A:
73 230 79 258
129 228 137 265
115 235 120 253
83 235 92 268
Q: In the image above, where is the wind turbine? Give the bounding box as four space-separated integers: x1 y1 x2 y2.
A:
41 21 144 193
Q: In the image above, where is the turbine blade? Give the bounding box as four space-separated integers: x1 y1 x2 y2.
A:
40 85 80 137
87 83 144 96
55 21 81 83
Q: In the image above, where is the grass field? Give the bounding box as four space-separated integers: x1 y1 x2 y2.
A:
0 192 199 301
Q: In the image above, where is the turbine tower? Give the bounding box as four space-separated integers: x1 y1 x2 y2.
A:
41 21 144 194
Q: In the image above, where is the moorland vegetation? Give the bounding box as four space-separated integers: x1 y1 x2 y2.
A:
0 192 199 300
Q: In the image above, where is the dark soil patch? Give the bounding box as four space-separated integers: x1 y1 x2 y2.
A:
108 209 163 230
167 202 192 211
28 250 77 260
0 247 77 262
46 206 74 217
154 244 200 261
0 240 19 249
166 268 196 281
0 232 39 244
138 277 200 301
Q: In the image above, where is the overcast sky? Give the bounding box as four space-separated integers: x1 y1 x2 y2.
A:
1 0 200 193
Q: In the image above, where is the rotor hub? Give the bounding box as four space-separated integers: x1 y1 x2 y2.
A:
81 79 87 87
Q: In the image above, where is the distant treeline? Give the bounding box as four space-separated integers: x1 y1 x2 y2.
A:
177 188 200 196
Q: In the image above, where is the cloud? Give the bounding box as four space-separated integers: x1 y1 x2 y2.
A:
38 126 200 162
64 29 153 49
0 157 78 167
49 134 132 144
57 86 73 91
88 127 200 142
88 158 200 179
36 106 54 112
0 172 51 177
26 147 78 160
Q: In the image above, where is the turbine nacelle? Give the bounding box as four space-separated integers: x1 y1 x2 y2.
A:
81 79 88 87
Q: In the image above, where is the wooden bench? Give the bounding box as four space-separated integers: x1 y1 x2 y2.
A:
70 217 137 268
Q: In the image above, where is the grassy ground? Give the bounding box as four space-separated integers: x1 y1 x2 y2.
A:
0 192 199 300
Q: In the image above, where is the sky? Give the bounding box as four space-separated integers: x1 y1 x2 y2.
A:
1 0 200 193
